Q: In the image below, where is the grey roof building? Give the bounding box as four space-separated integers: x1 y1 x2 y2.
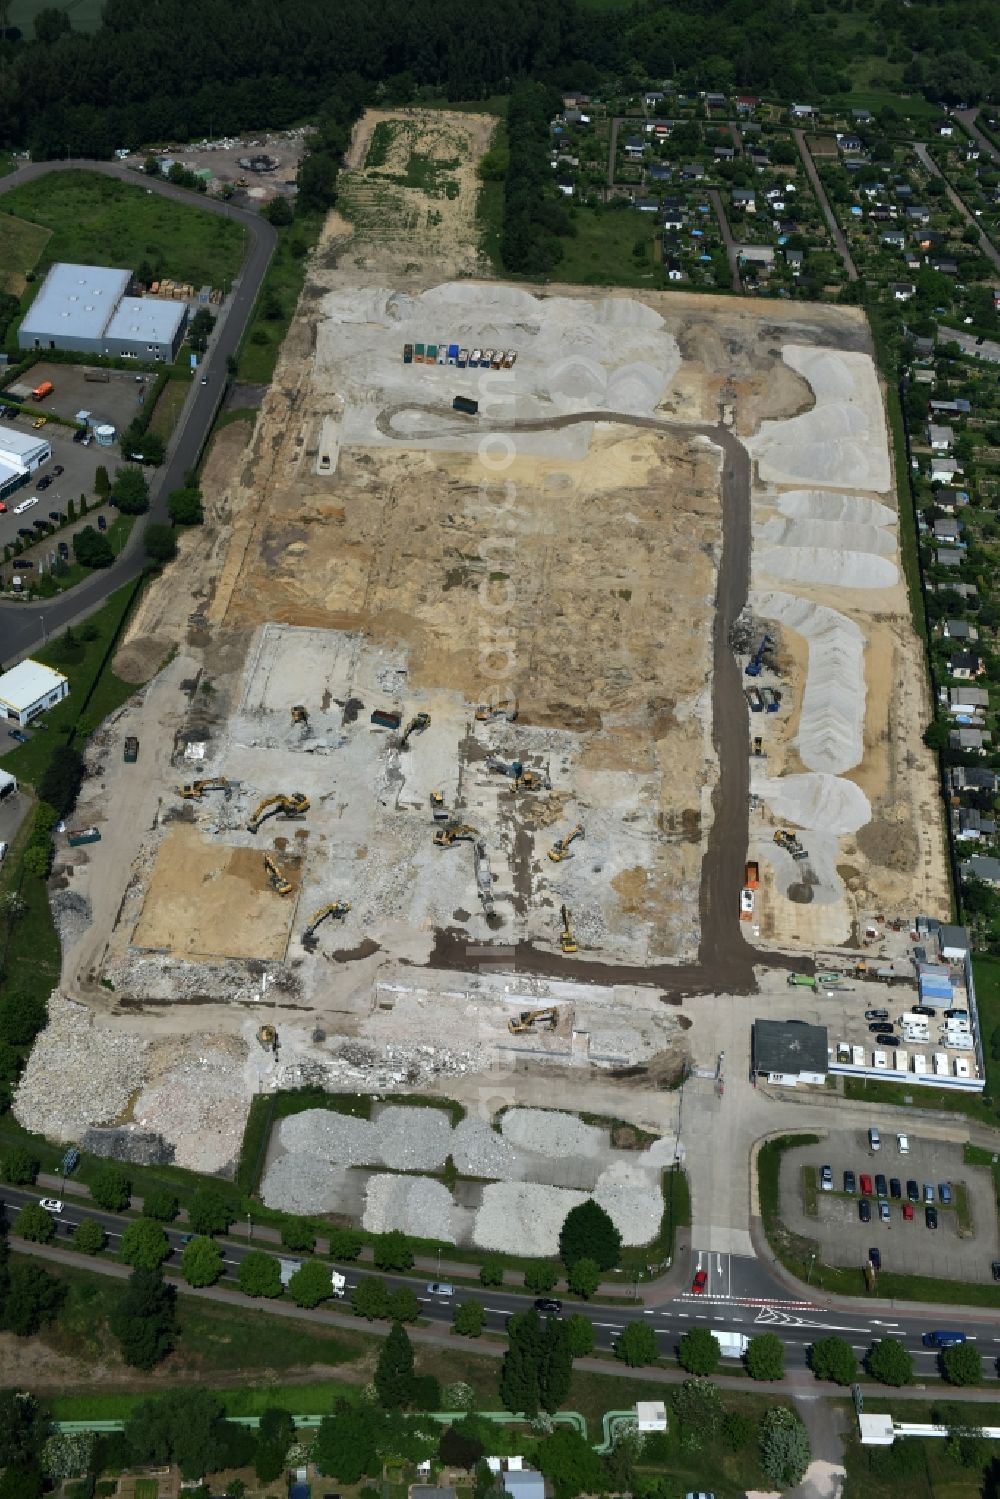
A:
19 261 187 361
961 855 1000 886
752 1019 828 1083
503 1473 545 1499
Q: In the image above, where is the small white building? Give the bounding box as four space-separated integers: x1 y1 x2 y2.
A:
636 1401 668 1432
0 659 70 726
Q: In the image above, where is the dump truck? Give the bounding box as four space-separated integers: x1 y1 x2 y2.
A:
123 736 139 763
453 396 479 416
744 860 760 888
30 380 54 401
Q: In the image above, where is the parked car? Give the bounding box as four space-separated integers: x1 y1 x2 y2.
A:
926 1206 939 1229
17 527 33 538
820 1165 833 1191
875 1175 888 1198
913 1005 937 1017
903 1203 914 1221
865 1009 889 1021
889 1178 901 1199
992 1261 1000 1281
38 1199 63 1214
52 464 64 476
691 1270 708 1295
897 1134 909 1154
906 1180 919 1202
97 515 107 531
860 1173 874 1196
869 1247 881 1270
879 1202 890 1224
869 1022 893 1034
72 427 86 442
859 1200 872 1223
8 729 28 743
944 1008 968 1021
924 1183 935 1203
939 1183 953 1205
843 1169 856 1194
36 475 51 490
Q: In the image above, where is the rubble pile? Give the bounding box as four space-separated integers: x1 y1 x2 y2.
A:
14 994 150 1141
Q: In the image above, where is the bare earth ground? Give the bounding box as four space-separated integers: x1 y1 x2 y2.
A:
13 107 945 1178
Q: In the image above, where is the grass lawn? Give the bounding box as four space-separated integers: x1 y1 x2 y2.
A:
843 1396 999 1499
556 207 661 287
237 213 321 384
0 210 51 294
0 172 245 289
146 376 190 440
22 512 135 600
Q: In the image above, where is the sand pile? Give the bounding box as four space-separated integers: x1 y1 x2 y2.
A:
752 591 865 774
775 490 896 528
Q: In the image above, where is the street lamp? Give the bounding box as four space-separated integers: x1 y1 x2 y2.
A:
807 1251 817 1285
247 1213 252 1242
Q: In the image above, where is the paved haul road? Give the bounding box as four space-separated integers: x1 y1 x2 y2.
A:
955 107 999 165
4 1189 996 1377
707 188 743 293
0 159 277 665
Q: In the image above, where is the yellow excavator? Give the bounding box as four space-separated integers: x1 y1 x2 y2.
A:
548 824 584 862
291 704 309 724
429 790 450 822
433 822 480 847
508 1006 558 1035
264 853 293 896
559 905 578 955
475 697 519 723
399 711 431 749
177 777 230 799
257 1024 278 1053
487 756 550 793
247 792 310 833
301 900 351 950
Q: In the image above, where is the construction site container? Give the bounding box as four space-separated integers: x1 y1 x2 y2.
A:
482 349 494 367
744 861 759 888
453 396 479 416
426 344 438 363
457 349 468 368
67 827 101 847
371 708 402 729
437 345 448 365
414 343 425 363
403 344 413 364
447 343 460 363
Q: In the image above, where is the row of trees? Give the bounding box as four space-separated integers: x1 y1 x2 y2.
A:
500 80 573 276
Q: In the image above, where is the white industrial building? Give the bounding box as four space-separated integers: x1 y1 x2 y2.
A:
0 423 51 501
0 660 70 726
0 769 17 801
19 261 188 361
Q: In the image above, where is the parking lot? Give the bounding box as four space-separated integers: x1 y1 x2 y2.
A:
0 417 122 570
780 1128 999 1282
8 362 155 434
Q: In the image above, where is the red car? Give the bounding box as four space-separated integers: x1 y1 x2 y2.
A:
902 1202 914 1221
0 501 6 512
860 1173 874 1196
691 1269 708 1294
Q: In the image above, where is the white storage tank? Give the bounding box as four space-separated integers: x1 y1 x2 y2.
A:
94 423 116 447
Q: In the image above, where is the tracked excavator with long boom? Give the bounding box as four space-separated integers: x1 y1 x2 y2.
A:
548 824 584 862
433 823 480 847
264 853 293 896
559 905 578 955
508 1007 558 1035
399 712 431 750
177 777 231 799
301 901 351 950
247 792 310 834
486 756 550 793
475 698 519 723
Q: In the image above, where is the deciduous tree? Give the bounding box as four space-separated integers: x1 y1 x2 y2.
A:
238 1249 283 1298
678 1326 720 1375
375 1321 415 1408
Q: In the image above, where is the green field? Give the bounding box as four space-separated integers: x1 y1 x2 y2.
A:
0 210 51 293
0 171 246 289
7 0 104 35
147 375 190 439
236 213 320 384
554 207 661 288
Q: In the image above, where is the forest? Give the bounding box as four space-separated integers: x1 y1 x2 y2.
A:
0 0 997 160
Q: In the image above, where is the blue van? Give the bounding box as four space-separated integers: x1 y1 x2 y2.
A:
922 1330 967 1348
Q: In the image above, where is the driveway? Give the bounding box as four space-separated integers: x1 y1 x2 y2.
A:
0 159 277 664
792 129 858 282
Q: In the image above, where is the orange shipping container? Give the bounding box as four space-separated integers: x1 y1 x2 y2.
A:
744 860 760 888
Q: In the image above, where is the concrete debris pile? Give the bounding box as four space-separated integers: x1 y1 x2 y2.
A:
501 1107 605 1158
474 1181 588 1255
14 993 150 1141
49 890 93 950
362 1172 455 1238
132 1039 249 1175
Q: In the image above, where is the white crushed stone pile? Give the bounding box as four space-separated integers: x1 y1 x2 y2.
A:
258 1151 345 1216
474 1182 588 1256
758 517 896 557
593 1162 664 1245
775 489 896 528
756 548 897 589
14 993 150 1141
363 1172 455 1240
750 345 891 492
752 591 865 775
278 1109 377 1164
754 771 872 835
450 1117 516 1177
501 1108 606 1158
375 1104 452 1170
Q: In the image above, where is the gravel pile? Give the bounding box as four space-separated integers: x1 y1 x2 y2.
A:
278 1109 377 1164
49 890 92 950
501 1108 606 1158
451 1117 516 1177
14 993 150 1141
375 1105 452 1170
363 1172 455 1240
474 1182 587 1256
593 1164 663 1245
260 1151 345 1215
755 770 872 836
134 1044 249 1176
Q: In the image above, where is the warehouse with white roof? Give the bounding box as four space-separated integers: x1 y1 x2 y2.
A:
0 660 70 726
18 261 188 361
0 423 51 502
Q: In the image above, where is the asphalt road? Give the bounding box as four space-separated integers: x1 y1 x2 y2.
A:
5 1189 995 1376
0 159 278 663
913 141 1000 278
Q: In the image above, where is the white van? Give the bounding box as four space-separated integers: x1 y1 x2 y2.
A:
13 496 38 515
868 1126 881 1151
897 1133 910 1154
